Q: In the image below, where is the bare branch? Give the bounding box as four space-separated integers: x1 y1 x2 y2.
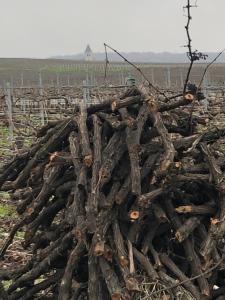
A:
183 0 207 94
198 48 225 90
104 43 168 99
149 254 225 298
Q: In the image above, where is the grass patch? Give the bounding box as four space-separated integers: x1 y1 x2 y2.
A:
0 192 10 200
16 231 25 239
0 203 16 218
3 280 12 289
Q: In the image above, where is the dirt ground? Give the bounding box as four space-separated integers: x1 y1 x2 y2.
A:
0 192 31 272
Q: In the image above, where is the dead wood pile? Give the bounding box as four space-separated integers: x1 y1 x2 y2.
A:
1 87 225 300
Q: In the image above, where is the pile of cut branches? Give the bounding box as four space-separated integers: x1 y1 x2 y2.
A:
1 87 225 300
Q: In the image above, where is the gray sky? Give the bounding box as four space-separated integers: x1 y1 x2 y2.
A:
0 0 224 58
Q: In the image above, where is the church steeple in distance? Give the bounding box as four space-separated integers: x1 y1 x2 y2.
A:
84 44 94 61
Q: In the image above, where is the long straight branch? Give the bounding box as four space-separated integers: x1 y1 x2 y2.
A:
104 43 168 99
198 48 225 90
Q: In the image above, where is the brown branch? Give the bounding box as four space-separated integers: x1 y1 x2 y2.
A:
198 48 225 90
104 43 168 99
149 255 225 298
183 0 195 93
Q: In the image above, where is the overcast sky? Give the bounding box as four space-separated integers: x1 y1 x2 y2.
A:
0 0 224 58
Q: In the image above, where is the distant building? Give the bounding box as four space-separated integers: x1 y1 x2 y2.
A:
84 45 94 61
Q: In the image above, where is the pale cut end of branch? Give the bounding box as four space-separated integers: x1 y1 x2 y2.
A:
93 241 105 256
130 211 140 221
119 255 129 268
175 231 184 243
184 93 195 102
175 162 182 169
111 100 118 111
84 155 93 167
148 99 158 113
112 293 122 300
211 218 220 225
49 151 58 162
175 205 193 214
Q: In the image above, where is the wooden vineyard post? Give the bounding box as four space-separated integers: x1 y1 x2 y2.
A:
83 79 90 104
20 72 24 87
167 66 171 88
151 67 155 86
5 82 14 141
56 73 60 94
180 68 184 88
39 71 45 126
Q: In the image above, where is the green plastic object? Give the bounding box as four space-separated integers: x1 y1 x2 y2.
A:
126 75 136 86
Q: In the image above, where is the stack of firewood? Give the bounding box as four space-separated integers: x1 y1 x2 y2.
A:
1 87 225 300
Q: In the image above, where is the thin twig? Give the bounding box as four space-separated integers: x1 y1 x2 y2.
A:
148 254 225 298
197 48 225 90
187 47 224 135
104 43 168 99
